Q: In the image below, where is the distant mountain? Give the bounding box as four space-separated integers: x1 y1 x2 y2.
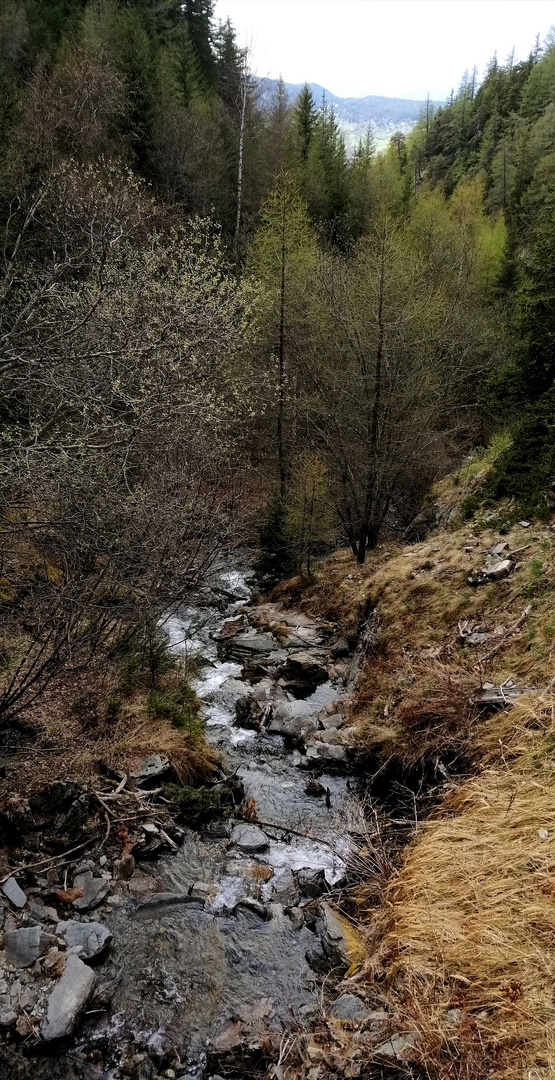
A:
257 78 443 151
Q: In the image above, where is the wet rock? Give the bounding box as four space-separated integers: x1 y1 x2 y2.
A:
128 871 159 899
305 778 326 797
265 867 299 907
301 743 348 769
113 853 135 881
230 823 269 853
41 952 96 1041
57 919 113 960
5 926 52 968
234 694 262 730
297 867 327 898
282 715 319 747
131 754 171 783
71 871 110 912
374 1033 416 1059
1 876 26 909
331 993 373 1021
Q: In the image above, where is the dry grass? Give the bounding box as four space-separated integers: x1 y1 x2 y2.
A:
365 690 555 1078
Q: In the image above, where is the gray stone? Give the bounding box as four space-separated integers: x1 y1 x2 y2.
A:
282 715 319 746
1 877 26 909
297 867 327 898
57 919 113 960
279 651 328 687
41 953 95 1041
319 713 344 730
489 542 510 557
301 743 348 769
331 993 373 1021
319 902 351 971
266 868 299 907
131 754 170 781
72 871 110 911
465 632 487 646
519 520 531 528
230 824 269 853
5 926 51 968
226 631 276 659
0 1010 17 1027
374 1033 416 1059
486 558 512 580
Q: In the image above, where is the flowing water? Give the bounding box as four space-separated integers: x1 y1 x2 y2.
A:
75 570 358 1076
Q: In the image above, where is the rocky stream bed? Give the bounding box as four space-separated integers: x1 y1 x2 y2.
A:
0 569 391 1080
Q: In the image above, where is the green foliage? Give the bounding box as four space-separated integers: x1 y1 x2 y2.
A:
148 684 203 739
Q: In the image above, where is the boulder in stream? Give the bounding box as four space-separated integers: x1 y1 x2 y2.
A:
278 651 329 690
301 743 348 769
230 823 269 853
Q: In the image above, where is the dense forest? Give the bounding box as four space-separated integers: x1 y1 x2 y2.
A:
1 0 554 715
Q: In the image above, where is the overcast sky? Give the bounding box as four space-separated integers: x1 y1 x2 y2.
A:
213 0 555 100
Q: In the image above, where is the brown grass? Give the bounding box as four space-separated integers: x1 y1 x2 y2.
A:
365 690 555 1078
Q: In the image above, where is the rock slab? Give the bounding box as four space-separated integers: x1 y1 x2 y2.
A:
5 926 50 968
57 919 113 960
41 953 96 1041
72 871 110 911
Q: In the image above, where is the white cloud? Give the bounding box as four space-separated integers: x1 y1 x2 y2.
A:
214 0 554 100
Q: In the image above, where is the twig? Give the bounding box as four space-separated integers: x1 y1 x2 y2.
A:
0 837 96 886
98 810 111 852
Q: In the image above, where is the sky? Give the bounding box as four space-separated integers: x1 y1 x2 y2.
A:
213 0 555 101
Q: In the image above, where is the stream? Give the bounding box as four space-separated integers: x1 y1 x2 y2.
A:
6 568 362 1079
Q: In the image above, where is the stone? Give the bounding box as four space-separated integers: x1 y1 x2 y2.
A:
207 1020 243 1054
519 520 531 528
41 953 95 1041
230 824 269 853
319 713 344 730
266 867 299 907
489 542 510 557
282 715 319 746
71 871 110 912
320 903 366 973
302 743 348 769
42 947 66 976
279 651 328 689
0 1010 17 1027
57 919 113 960
113 854 135 881
225 631 277 660
5 926 51 968
465 632 487 646
331 993 373 1021
128 871 159 899
486 558 512 580
1 877 26 909
287 906 304 931
297 867 327 898
15 1015 34 1037
234 694 262 730
131 754 171 782
374 1033 416 1059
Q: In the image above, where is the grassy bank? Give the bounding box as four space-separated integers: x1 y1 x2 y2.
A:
288 469 555 1077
